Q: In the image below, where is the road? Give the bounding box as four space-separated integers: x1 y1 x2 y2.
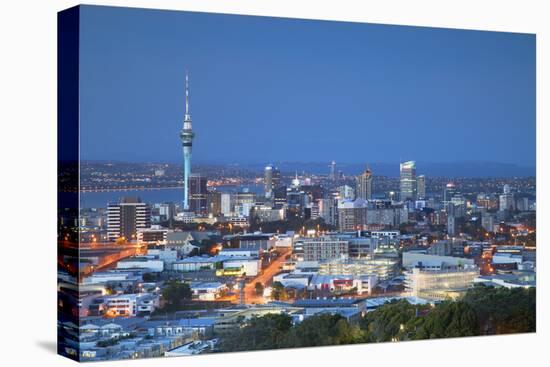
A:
243 248 292 304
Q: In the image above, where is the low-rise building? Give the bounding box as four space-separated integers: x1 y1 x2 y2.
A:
103 293 160 317
116 256 164 272
190 282 227 301
405 266 479 300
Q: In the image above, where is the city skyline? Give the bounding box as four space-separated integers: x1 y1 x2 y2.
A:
59 5 537 362
79 5 535 166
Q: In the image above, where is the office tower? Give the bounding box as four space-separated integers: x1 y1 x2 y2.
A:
207 191 222 217
221 193 232 216
273 185 287 208
366 205 408 228
338 185 355 200
476 193 498 210
516 196 530 212
337 199 368 231
481 212 495 232
179 71 195 211
152 202 176 223
107 197 151 242
271 166 282 189
189 174 208 215
447 215 456 236
417 174 426 200
356 167 373 200
264 165 273 199
329 160 336 180
318 198 338 226
499 188 515 212
399 161 417 201
443 182 458 203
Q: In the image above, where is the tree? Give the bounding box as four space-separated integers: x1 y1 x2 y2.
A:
218 314 293 352
254 282 264 296
271 281 287 301
462 285 536 334
142 272 158 282
284 314 365 348
161 281 192 310
218 313 363 352
360 299 427 342
414 301 477 339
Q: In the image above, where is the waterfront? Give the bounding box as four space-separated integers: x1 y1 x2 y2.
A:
80 185 263 208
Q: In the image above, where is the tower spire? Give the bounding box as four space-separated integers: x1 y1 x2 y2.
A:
180 69 195 211
185 70 190 119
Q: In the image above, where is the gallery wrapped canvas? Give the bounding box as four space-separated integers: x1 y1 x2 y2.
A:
58 5 536 362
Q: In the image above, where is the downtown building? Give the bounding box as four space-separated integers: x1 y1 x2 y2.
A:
250 204 285 223
366 200 408 228
263 164 281 199
296 236 349 262
443 182 459 204
107 197 151 242
416 174 426 200
499 184 515 211
400 161 417 201
207 191 222 217
189 174 208 215
355 167 373 200
337 198 368 231
403 252 479 300
264 165 274 199
318 197 338 226
318 257 400 281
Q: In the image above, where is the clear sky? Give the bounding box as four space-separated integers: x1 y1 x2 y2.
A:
79 5 536 167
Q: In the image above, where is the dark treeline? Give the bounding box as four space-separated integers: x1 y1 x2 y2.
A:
218 286 535 352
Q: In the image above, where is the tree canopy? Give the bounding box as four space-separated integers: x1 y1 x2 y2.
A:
161 281 192 311
218 285 536 353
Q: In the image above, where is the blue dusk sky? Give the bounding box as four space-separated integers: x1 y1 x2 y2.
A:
79 5 536 167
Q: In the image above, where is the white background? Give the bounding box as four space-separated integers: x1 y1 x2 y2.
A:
0 0 547 366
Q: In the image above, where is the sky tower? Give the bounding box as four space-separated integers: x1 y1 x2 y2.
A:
180 71 194 211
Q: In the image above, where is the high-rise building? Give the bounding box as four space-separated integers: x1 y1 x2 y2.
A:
179 71 195 211
273 185 287 208
515 196 530 212
338 185 355 200
443 182 458 204
338 199 368 231
318 198 338 226
417 174 426 200
447 215 456 236
329 160 336 181
356 167 373 200
481 212 496 232
151 202 175 223
400 161 417 201
189 174 207 215
207 191 222 217
476 193 498 210
264 165 273 199
499 184 515 211
272 166 282 190
221 193 232 216
107 197 151 242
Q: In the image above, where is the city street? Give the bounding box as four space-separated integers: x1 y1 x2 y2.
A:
243 248 292 304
